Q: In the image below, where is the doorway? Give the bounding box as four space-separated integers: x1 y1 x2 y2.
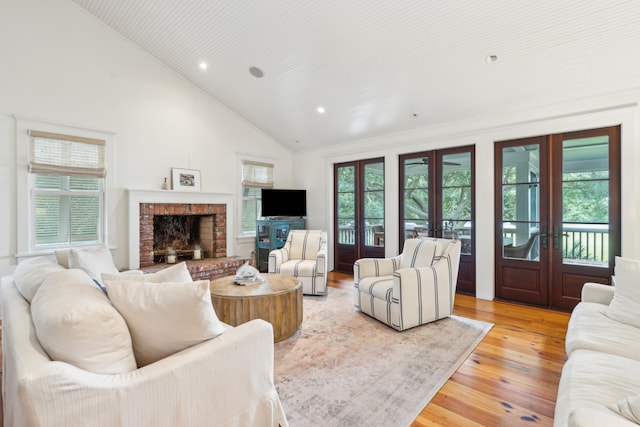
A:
399 145 475 294
495 126 620 310
334 158 385 273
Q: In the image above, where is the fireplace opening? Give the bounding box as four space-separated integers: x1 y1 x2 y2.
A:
153 215 214 263
138 202 226 268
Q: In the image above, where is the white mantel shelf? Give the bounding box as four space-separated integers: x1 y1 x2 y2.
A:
127 189 234 270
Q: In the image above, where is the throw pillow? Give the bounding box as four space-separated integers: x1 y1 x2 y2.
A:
13 257 66 303
399 239 437 269
604 256 640 328
54 248 71 268
31 269 137 374
104 278 225 367
68 245 119 290
607 394 640 424
101 261 192 284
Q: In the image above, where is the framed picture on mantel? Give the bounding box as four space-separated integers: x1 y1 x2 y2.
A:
171 168 201 192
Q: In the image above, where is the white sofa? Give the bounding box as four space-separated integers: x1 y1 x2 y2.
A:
1 254 288 427
268 230 328 295
353 238 461 331
554 264 640 426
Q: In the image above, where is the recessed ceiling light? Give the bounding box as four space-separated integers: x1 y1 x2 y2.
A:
317 106 325 114
249 66 264 78
486 54 498 63
199 61 208 70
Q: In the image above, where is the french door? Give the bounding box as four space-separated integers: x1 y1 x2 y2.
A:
334 158 385 273
495 126 620 310
399 145 475 294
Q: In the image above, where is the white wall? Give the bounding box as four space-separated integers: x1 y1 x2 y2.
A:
0 0 294 275
294 91 640 300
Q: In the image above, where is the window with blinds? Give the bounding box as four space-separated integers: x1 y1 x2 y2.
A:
241 160 274 234
28 130 105 247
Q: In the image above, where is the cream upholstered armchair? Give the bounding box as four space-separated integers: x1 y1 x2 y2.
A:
269 230 328 295
354 238 461 331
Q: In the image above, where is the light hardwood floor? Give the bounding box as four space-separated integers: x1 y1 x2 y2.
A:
327 271 570 427
0 274 570 426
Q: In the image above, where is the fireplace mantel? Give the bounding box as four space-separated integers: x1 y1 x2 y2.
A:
128 189 234 270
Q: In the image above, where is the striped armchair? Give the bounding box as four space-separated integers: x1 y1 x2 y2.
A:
354 238 461 331
269 230 328 295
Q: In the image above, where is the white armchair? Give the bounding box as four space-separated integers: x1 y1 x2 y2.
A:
354 238 461 331
269 230 328 295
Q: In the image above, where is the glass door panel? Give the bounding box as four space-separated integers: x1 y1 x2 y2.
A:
336 165 355 245
561 135 610 267
401 156 430 239
363 162 384 248
441 152 472 255
501 144 541 260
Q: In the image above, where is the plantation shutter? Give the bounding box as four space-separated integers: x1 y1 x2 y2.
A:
28 130 106 177
241 160 274 188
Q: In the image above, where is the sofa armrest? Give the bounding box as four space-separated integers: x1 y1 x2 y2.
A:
354 256 400 283
2 277 288 427
581 282 614 305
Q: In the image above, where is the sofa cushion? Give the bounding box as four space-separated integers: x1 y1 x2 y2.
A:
102 261 192 283
68 245 119 290
608 394 640 424
104 278 225 367
13 257 66 303
554 349 640 427
399 239 437 268
566 301 640 360
31 269 137 374
605 256 640 329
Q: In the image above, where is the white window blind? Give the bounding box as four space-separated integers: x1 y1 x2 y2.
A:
28 130 106 177
28 130 105 247
241 160 274 234
241 160 274 188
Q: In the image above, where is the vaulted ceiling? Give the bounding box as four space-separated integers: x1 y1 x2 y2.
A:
71 0 640 151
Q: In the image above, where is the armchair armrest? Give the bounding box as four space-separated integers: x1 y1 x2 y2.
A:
316 246 328 275
354 256 400 283
268 247 290 273
581 282 614 305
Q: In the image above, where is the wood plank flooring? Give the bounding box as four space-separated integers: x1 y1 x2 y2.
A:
0 274 570 426
327 271 570 427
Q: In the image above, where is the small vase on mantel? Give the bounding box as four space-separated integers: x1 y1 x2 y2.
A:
162 177 169 190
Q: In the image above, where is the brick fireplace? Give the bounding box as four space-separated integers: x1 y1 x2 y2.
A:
138 202 226 267
128 190 238 271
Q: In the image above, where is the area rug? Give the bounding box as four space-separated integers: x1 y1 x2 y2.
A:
274 287 493 427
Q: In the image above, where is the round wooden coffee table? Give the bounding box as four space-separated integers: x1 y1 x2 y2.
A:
209 273 303 342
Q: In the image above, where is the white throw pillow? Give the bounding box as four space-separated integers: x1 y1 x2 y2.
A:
13 257 66 302
604 256 640 328
101 261 192 284
104 278 225 367
68 245 119 290
54 249 71 268
607 394 640 424
31 269 137 374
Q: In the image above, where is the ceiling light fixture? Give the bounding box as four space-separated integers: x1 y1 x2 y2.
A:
317 106 325 114
486 54 498 63
249 66 264 78
199 61 208 70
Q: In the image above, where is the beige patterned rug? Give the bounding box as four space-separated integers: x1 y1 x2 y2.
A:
274 287 493 427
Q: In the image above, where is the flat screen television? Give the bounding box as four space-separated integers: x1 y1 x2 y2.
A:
261 189 307 218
